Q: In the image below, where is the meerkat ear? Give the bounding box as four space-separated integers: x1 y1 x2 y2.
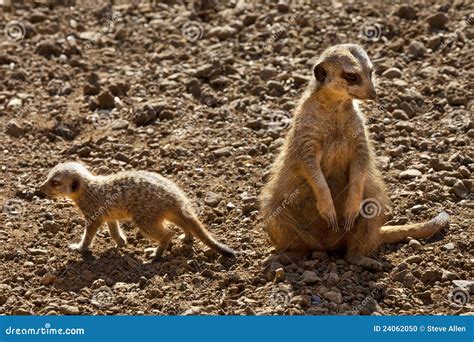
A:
313 63 327 82
70 179 80 193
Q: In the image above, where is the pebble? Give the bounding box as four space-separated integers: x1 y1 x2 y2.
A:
301 270 320 285
426 13 449 30
59 305 80 315
408 41 426 58
421 269 442 284
97 91 115 109
7 98 22 108
442 242 455 251
212 147 232 157
405 255 422 264
408 239 422 250
209 26 237 40
452 180 468 198
41 273 57 285
394 5 417 20
399 169 422 180
41 220 59 233
204 192 222 207
274 268 285 283
323 291 342 304
5 120 25 137
382 68 402 79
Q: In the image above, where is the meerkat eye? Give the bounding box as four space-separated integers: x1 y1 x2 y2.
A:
342 72 359 84
50 180 61 187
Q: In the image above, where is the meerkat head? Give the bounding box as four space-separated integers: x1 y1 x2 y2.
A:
39 162 93 199
312 44 376 101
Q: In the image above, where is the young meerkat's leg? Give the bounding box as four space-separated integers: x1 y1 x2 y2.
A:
300 150 338 231
343 154 369 231
138 218 174 259
107 221 127 247
69 218 103 251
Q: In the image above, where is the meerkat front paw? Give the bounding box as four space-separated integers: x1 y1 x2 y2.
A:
317 201 339 231
69 242 89 251
343 209 359 231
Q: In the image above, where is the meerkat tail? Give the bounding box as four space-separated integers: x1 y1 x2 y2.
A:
170 212 236 257
379 211 449 244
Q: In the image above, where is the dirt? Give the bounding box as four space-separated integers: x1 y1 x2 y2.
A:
0 0 472 316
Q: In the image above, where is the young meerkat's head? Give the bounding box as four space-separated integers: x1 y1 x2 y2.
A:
39 162 93 199
312 44 376 101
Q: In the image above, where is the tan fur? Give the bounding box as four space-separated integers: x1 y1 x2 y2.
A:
39 162 235 258
259 44 449 270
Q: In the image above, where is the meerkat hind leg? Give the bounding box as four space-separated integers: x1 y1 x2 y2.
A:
107 221 127 248
140 220 174 259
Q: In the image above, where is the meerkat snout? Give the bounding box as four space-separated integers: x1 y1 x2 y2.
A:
312 43 377 101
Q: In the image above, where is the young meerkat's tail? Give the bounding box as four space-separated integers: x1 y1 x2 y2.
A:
379 211 450 244
169 209 236 258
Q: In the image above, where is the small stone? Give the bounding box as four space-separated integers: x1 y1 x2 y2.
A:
182 307 201 315
274 268 285 283
426 13 449 30
41 220 60 233
408 239 422 250
382 67 402 79
399 169 422 180
260 67 279 80
28 248 48 255
442 242 455 251
59 305 80 315
204 192 222 207
421 269 443 284
427 36 443 50
209 26 237 40
452 180 468 199
301 270 320 285
277 1 289 13
13 308 32 315
411 205 424 214
442 270 457 281
97 91 115 109
323 291 342 304
392 109 409 120
311 295 322 305
408 41 426 58
394 5 417 20
7 98 22 108
212 147 232 157
5 120 25 137
290 294 311 308
114 152 129 163
41 273 57 285
405 255 422 264
226 202 236 210
267 80 285 97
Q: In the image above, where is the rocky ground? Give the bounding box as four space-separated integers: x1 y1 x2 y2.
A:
0 0 473 316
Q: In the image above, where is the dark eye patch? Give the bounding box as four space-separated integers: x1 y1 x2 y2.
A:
342 72 360 84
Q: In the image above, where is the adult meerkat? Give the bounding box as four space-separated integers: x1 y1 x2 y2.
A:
39 162 235 259
259 44 449 270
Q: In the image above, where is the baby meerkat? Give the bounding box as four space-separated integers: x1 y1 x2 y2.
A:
260 44 449 270
39 162 235 259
